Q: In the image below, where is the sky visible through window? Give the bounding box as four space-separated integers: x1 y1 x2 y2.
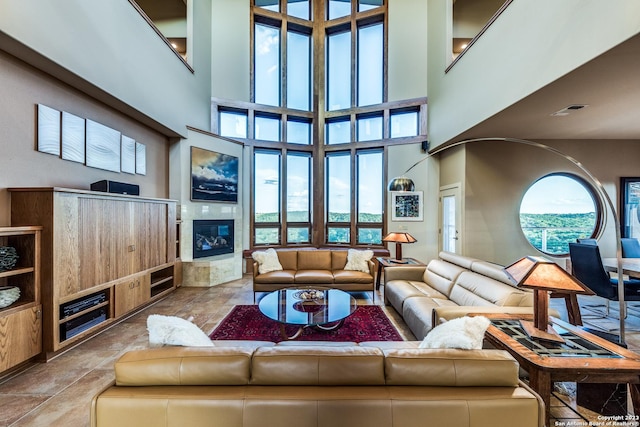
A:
519 174 597 255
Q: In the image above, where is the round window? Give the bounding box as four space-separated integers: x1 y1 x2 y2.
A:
519 173 601 255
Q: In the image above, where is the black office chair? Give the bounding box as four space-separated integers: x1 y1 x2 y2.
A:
576 238 598 245
569 243 640 318
621 238 640 258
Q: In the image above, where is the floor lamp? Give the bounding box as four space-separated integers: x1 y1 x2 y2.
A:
387 137 627 344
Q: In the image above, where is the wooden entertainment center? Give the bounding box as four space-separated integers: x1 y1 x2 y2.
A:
9 187 179 360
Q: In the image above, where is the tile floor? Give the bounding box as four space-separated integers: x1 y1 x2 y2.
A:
0 275 638 427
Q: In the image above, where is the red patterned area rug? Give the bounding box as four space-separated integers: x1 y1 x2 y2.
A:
209 305 403 342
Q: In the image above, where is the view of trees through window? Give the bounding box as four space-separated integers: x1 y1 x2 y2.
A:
519 174 600 255
214 0 426 248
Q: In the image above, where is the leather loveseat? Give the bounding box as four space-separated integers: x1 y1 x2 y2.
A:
252 249 376 300
384 251 543 339
91 342 544 427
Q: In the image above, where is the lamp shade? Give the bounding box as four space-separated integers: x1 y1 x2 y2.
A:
504 256 594 295
387 177 415 192
383 232 417 244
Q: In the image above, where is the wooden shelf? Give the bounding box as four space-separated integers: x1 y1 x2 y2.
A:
0 267 35 279
10 188 177 358
0 226 42 373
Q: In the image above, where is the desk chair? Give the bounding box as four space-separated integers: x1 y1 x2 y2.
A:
569 243 640 320
576 238 597 245
621 238 640 258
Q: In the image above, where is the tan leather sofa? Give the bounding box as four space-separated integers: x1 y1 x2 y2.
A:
384 251 544 339
252 249 375 300
91 342 544 427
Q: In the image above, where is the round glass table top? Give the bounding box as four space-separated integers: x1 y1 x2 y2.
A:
258 287 357 327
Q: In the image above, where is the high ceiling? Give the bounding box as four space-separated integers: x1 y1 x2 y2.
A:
452 28 640 143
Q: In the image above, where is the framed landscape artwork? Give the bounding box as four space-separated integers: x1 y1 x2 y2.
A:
191 146 239 202
391 191 423 221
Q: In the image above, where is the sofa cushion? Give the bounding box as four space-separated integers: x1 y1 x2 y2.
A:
114 347 254 386
402 296 457 340
294 270 334 283
470 260 516 286
422 259 466 297
438 251 478 269
344 249 374 273
331 250 349 270
253 270 296 284
276 250 298 270
383 348 519 387
333 269 374 284
250 346 385 385
298 250 332 270
449 271 531 307
384 281 446 314
252 248 283 274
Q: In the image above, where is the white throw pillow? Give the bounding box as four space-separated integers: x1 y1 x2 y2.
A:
251 248 283 274
147 314 214 347
419 316 490 350
344 249 374 273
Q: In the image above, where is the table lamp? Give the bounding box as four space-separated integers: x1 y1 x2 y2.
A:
382 232 417 262
504 256 594 343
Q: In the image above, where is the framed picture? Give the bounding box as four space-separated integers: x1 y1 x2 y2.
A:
191 146 238 202
86 119 121 172
391 191 423 221
620 177 640 238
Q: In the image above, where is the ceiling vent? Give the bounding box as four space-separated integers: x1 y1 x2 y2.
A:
551 104 589 117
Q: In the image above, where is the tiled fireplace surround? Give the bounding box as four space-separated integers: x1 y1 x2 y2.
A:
170 132 245 288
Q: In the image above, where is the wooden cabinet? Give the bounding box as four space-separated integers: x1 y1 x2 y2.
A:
0 226 42 373
9 188 176 358
114 273 150 317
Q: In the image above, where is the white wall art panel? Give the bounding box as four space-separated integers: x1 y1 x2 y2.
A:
121 135 136 174
61 111 85 163
86 119 121 172
37 104 60 156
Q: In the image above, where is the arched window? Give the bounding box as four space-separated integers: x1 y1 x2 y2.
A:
519 173 602 255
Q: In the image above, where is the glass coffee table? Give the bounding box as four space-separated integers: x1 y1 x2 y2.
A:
258 287 357 340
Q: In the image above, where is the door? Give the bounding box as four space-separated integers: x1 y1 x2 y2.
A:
439 184 461 253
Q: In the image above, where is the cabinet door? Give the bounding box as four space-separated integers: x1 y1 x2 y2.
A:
78 198 133 288
113 273 150 318
0 306 42 371
133 202 168 271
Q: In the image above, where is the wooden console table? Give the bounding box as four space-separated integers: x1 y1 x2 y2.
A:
481 314 640 426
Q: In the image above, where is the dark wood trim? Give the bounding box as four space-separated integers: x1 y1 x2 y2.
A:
445 0 514 73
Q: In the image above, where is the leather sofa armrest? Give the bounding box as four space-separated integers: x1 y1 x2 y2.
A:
368 259 375 277
432 306 561 326
253 261 259 278
383 265 427 282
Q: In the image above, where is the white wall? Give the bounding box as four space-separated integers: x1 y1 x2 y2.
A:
211 0 250 102
388 0 428 101
428 0 640 147
0 0 212 137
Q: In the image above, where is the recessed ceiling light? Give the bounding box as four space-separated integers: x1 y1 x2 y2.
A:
171 43 178 49
550 104 589 117
460 43 468 50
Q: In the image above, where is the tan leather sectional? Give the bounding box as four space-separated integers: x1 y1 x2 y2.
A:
384 251 539 339
91 341 544 427
252 249 375 299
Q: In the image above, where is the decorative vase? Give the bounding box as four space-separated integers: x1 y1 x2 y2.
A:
0 246 19 272
0 286 20 308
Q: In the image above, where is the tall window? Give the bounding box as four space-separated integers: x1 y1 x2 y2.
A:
215 0 427 248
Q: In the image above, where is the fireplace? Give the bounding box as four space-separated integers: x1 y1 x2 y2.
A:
193 219 234 259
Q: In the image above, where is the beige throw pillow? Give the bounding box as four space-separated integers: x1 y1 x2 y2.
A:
252 248 283 274
344 249 374 273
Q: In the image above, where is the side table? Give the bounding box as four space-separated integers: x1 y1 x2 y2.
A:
375 257 425 290
480 314 640 427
